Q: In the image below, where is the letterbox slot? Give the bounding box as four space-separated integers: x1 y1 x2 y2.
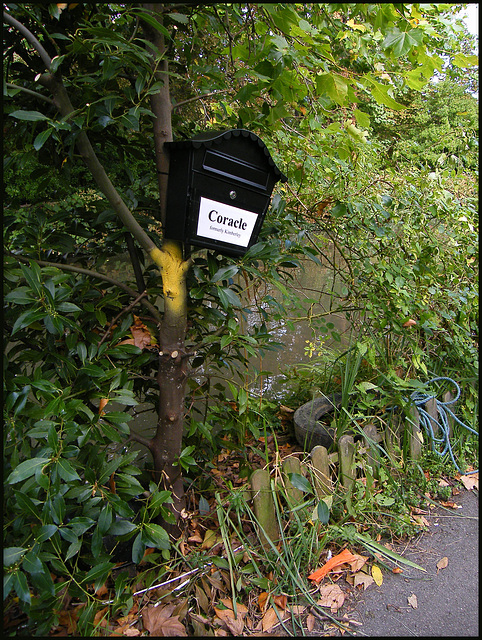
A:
202 150 269 189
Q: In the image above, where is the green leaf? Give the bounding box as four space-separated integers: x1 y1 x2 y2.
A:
98 505 113 535
79 364 105 377
237 388 248 415
56 302 82 313
382 29 423 57
353 109 370 129
143 523 170 550
363 76 406 110
82 561 116 590
7 458 50 484
57 458 81 482
33 128 53 151
11 309 46 335
131 532 145 564
317 500 330 524
316 73 348 105
288 472 313 493
4 547 27 567
22 551 43 575
13 571 31 604
452 53 478 68
14 491 42 520
107 519 137 536
35 524 58 543
65 539 82 562
169 12 189 24
217 286 241 309
4 287 36 304
210 265 239 283
9 110 48 121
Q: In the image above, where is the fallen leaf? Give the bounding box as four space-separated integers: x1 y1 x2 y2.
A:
353 572 375 590
317 583 345 612
347 553 368 572
93 607 109 628
438 479 450 487
262 606 284 632
201 529 218 550
308 548 358 582
436 557 448 573
306 613 315 632
189 531 203 543
371 565 383 586
214 608 244 636
288 605 306 615
440 501 461 509
392 567 403 574
460 473 479 491
142 604 187 636
258 592 269 612
57 610 78 635
408 593 418 609
273 594 288 610
124 630 141 637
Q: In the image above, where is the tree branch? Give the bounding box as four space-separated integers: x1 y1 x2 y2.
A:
141 3 172 228
8 253 162 324
5 10 164 262
5 82 55 104
3 10 53 70
172 89 231 111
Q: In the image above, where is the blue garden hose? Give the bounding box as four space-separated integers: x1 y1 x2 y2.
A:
408 377 478 474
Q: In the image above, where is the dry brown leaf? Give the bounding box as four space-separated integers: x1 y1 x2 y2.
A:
188 532 203 544
306 613 315 632
195 585 210 614
317 583 346 612
407 593 418 609
142 604 187 637
347 553 369 572
201 529 218 550
460 473 479 491
436 557 449 573
438 479 450 487
123 630 141 637
392 567 403 574
289 605 306 616
273 594 288 610
258 592 269 612
440 500 461 509
262 606 284 632
353 572 375 590
98 398 109 416
214 606 244 636
58 610 78 635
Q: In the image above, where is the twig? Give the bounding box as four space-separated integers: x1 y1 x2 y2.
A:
98 290 148 346
172 89 231 110
5 82 54 104
7 253 162 323
3 10 53 70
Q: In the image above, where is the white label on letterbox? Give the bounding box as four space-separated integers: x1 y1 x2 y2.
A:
197 197 258 247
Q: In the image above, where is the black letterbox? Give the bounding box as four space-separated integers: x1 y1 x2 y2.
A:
164 129 287 256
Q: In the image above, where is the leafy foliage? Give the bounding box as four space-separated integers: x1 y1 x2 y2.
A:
3 2 478 634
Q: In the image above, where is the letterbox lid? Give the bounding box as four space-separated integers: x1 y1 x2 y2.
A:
166 129 287 183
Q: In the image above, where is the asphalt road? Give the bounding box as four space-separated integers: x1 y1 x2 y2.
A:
349 488 479 637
